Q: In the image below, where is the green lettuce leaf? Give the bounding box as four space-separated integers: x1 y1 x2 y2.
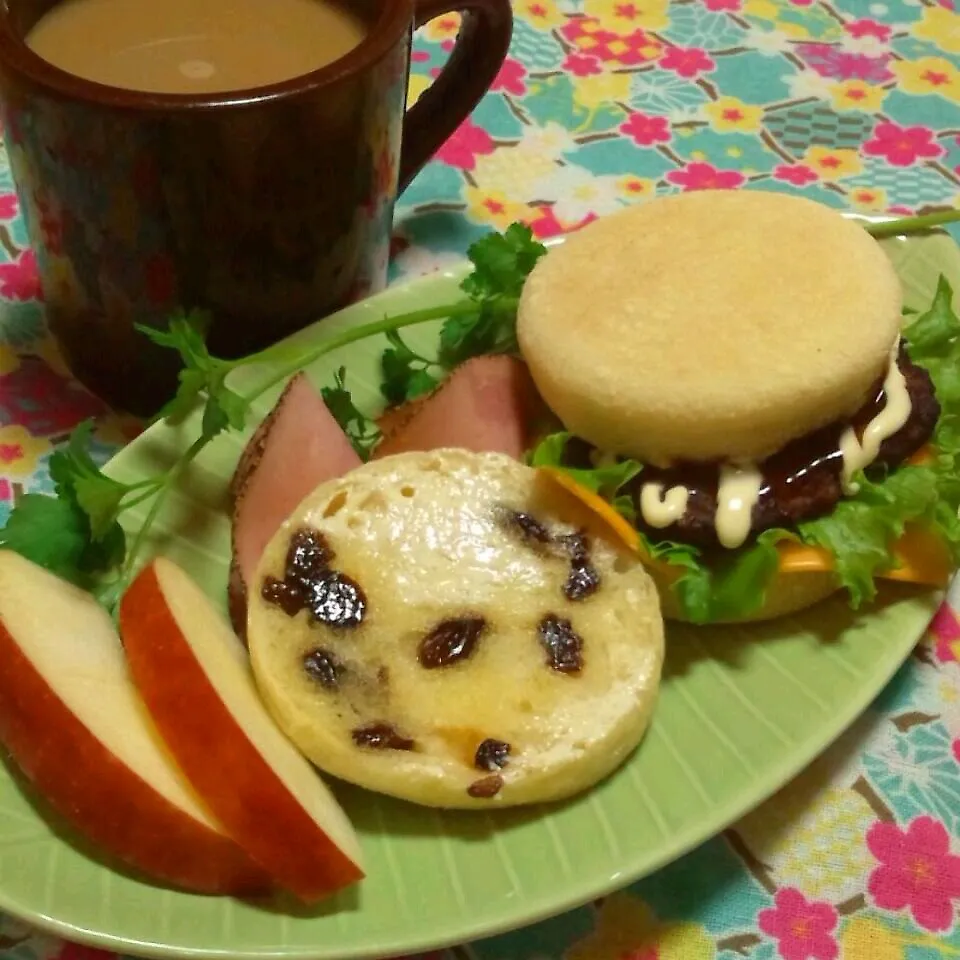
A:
527 431 643 496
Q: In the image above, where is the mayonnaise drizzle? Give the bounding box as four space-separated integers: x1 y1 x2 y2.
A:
715 464 764 549
639 482 690 528
839 339 912 494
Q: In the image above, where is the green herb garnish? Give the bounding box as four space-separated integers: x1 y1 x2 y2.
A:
381 224 547 404
0 225 545 610
321 367 382 460
3 208 954 620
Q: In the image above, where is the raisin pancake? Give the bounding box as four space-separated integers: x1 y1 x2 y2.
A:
247 449 664 808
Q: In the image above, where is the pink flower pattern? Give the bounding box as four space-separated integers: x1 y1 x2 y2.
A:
0 358 105 435
667 162 745 190
564 53 602 76
702 0 741 8
867 816 960 932
620 111 671 146
0 193 18 219
797 43 893 82
773 164 819 185
435 119 496 170
758 889 838 960
844 18 892 41
0 249 40 301
863 122 945 166
492 58 527 95
659 45 715 78
931 604 960 663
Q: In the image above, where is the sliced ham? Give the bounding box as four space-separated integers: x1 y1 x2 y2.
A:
228 356 547 636
229 373 361 636
373 355 542 461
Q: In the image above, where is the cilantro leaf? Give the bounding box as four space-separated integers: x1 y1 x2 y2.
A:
0 494 90 581
321 368 381 460
137 310 250 440
0 419 134 594
437 301 518 368
83 521 126 577
460 223 547 302
379 226 545 407
380 330 442 405
73 475 128 541
137 309 248 440
406 368 441 399
138 310 217 420
46 421 130 542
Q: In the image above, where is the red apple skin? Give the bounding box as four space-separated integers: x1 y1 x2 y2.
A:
120 565 364 902
0 620 271 896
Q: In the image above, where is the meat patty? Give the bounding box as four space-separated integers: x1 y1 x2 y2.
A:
563 346 940 549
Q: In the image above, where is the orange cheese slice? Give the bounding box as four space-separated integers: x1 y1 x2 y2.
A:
777 525 952 587
538 466 642 554
537 466 953 589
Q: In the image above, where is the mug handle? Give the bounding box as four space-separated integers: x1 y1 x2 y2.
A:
397 0 513 192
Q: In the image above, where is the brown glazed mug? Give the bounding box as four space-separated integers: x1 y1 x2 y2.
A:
0 0 512 415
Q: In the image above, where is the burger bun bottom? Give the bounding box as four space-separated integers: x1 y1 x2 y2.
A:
652 566 841 624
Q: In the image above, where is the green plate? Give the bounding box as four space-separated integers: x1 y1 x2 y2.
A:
0 228 956 960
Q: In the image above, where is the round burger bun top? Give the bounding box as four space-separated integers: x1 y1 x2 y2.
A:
517 190 903 466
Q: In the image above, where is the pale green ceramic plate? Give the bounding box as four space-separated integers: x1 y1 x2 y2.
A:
0 229 956 959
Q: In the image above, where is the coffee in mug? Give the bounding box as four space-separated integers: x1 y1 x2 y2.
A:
0 0 512 415
26 0 367 94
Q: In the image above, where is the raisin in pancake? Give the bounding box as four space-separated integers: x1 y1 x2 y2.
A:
247 449 663 808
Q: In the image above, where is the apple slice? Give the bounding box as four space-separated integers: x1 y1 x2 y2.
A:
0 550 269 896
120 557 364 902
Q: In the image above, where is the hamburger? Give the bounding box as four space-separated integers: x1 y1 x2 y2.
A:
517 190 960 623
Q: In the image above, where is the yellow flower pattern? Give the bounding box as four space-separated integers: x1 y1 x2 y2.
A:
515 0 566 29
572 71 631 111
848 186 888 212
703 96 764 133
893 57 960 103
0 426 49 479
566 893 715 960
407 73 432 106
913 6 960 56
829 80 887 113
420 12 460 41
581 0 669 33
473 145 559 201
616 174 656 199
803 146 862 180
463 186 531 229
839 917 907 960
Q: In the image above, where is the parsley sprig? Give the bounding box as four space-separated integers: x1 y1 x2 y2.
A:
381 223 546 405
0 225 545 610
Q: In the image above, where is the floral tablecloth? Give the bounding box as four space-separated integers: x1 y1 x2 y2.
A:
3 0 960 957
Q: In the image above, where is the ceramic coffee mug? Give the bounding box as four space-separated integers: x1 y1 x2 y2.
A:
0 0 512 414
